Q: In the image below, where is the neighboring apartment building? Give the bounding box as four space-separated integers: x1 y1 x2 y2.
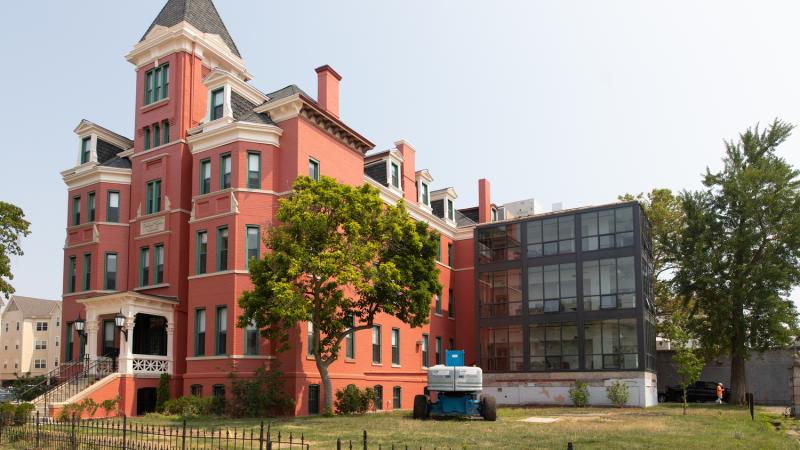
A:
58 0 655 417
0 296 62 382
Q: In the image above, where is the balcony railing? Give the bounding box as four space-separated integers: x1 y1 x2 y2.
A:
131 355 169 375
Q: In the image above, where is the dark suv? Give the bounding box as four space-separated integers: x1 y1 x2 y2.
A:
661 381 730 403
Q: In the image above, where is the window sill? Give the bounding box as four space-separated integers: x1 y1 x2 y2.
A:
372 363 382 367
433 313 443 317
448 316 455 321
392 364 401 368
140 97 170 112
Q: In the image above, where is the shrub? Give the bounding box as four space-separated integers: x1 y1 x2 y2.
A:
10 374 48 402
162 396 214 418
58 402 86 421
13 403 33 425
606 380 629 408
155 373 171 413
227 364 295 418
100 396 120 418
569 380 590 407
334 385 375 415
0 402 17 425
210 395 226 416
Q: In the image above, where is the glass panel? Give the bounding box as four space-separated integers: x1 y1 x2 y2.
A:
617 256 635 293
543 265 559 299
615 207 633 232
599 259 616 295
619 319 637 353
559 239 575 253
528 267 543 301
559 216 575 239
530 325 544 357
542 242 558 256
616 232 634 247
527 221 542 244
598 210 614 235
582 237 598 252
582 260 599 296
542 219 558 242
560 263 576 297
599 235 615 249
581 212 597 237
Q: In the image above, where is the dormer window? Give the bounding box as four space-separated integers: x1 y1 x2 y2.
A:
80 137 91 164
491 207 498 222
210 88 225 121
144 64 169 105
419 182 430 206
390 163 400 189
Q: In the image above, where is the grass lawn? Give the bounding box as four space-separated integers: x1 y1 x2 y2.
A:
132 403 800 449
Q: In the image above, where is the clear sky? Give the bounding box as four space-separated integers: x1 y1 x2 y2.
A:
1 0 800 302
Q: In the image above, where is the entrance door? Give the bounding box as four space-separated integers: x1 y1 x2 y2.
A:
136 387 157 416
102 320 118 357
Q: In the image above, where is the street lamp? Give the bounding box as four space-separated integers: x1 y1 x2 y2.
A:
115 311 128 341
74 314 86 338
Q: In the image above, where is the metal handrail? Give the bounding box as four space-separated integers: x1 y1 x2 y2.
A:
14 359 87 402
40 357 116 412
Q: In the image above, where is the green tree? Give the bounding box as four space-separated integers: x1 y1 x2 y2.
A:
239 176 442 414
674 119 800 404
0 201 31 299
619 189 685 332
667 312 704 415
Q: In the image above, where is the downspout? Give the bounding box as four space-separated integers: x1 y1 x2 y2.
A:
189 42 196 129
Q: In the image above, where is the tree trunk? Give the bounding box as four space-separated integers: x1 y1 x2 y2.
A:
730 299 748 405
316 358 334 415
682 389 688 415
730 353 747 405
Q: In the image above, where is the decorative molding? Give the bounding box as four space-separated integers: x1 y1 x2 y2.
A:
299 106 372 155
61 165 132 190
230 192 239 213
254 94 303 122
133 230 171 241
204 68 267 106
187 121 282 155
140 216 166 235
187 270 249 280
133 283 171 292
127 22 252 81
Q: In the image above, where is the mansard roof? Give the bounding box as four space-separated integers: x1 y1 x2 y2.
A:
141 0 241 58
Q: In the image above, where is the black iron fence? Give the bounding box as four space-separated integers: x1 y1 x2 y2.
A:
0 414 576 449
0 414 309 450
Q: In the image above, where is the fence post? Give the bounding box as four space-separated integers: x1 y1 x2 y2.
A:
567 442 574 450
122 415 127 450
70 414 77 450
337 438 341 450
259 419 264 450
35 411 40 449
181 417 187 450
363 430 367 450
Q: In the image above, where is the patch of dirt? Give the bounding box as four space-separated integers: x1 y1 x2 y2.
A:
519 417 560 423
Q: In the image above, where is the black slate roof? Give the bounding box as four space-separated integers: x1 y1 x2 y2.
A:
364 161 388 186
231 91 274 125
141 0 241 58
96 138 125 165
99 155 132 169
263 85 311 104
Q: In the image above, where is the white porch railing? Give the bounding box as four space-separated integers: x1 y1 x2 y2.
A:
131 355 170 375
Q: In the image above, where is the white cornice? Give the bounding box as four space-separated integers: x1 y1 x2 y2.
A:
74 120 133 150
61 165 132 190
430 187 458 200
127 22 252 81
204 69 266 105
416 169 434 184
364 177 468 239
186 121 282 155
253 94 303 123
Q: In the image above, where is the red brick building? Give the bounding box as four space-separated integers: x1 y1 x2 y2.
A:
57 0 656 418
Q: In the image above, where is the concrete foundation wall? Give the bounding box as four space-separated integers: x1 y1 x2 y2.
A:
656 349 794 406
483 371 657 407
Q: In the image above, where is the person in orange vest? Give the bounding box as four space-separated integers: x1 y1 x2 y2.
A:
716 383 724 404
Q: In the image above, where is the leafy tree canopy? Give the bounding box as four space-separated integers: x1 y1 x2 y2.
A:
673 119 800 403
239 176 442 412
0 201 31 299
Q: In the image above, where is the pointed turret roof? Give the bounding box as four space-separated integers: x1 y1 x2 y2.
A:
141 0 241 58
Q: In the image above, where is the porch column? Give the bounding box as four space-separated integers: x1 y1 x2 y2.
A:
85 320 99 362
117 314 135 375
166 321 175 374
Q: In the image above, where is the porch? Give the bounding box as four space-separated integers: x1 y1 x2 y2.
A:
76 292 177 377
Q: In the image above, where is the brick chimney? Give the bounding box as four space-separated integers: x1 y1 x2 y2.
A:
315 65 341 118
394 140 417 203
478 178 492 223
